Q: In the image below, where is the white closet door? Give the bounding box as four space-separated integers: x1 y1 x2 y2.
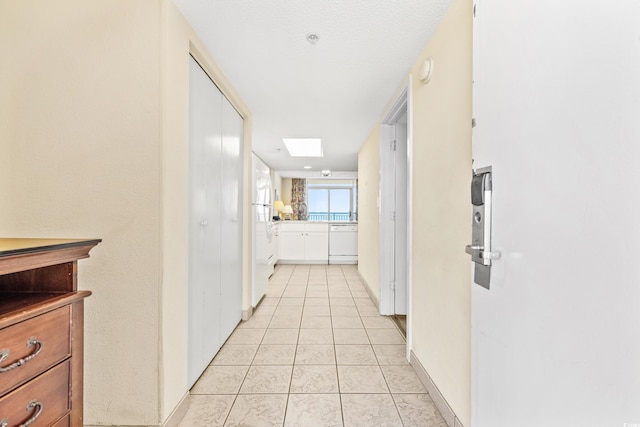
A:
219 97 244 340
188 56 223 386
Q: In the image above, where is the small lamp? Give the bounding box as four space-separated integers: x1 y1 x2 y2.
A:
283 205 293 220
273 200 284 218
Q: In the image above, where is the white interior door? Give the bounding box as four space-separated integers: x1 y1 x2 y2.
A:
220 96 244 343
380 89 409 316
393 121 408 315
188 56 222 386
472 2 640 426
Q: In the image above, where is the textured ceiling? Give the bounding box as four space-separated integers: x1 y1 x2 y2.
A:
173 0 453 174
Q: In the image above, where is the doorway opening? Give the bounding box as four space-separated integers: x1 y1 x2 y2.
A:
379 81 412 345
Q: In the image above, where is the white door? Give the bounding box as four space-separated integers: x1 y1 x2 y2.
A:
220 96 244 341
472 2 640 426
380 88 410 316
393 121 408 315
188 56 222 386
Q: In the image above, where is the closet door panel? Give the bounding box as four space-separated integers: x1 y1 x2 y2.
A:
220 97 244 340
202 79 223 366
188 56 222 386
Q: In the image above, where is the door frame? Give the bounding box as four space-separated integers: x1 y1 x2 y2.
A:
379 79 413 352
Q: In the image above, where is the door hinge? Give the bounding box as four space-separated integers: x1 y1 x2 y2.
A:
391 211 396 221
473 3 476 17
472 117 477 128
391 140 397 151
390 281 395 291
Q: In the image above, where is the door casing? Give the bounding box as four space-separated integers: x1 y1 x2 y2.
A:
379 79 413 356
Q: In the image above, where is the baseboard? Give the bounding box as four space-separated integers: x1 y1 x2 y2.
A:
84 392 191 427
356 269 380 308
276 260 328 265
410 350 465 427
162 392 190 427
242 305 253 321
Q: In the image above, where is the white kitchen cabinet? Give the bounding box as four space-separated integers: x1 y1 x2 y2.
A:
279 229 305 261
278 222 328 263
306 230 329 260
272 222 280 265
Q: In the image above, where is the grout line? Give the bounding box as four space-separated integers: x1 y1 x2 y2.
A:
221 393 240 427
194 265 393 427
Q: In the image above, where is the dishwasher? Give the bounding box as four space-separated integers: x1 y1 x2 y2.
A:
329 224 358 264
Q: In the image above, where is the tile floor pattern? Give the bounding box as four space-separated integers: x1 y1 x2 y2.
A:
179 265 447 427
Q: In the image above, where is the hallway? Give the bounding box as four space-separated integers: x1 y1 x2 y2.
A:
179 264 446 426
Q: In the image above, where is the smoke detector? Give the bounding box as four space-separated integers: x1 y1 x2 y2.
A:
306 33 320 44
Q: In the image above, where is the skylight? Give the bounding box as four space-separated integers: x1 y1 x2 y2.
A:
282 138 323 157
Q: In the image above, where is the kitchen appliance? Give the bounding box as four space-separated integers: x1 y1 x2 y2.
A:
329 224 358 264
252 153 274 306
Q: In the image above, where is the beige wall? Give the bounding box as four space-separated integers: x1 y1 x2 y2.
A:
1 1 162 424
162 3 190 420
409 1 472 423
356 128 381 302
1 1 252 425
356 0 472 424
281 178 293 206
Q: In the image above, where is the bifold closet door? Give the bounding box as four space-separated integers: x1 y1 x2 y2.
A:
188 56 223 386
220 98 244 341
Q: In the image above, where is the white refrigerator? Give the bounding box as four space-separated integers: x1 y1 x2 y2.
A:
252 153 274 306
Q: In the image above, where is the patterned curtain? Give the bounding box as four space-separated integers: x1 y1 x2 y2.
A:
291 178 307 220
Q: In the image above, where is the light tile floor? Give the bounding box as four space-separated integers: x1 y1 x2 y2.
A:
179 265 447 427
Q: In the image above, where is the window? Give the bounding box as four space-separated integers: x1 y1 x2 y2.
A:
307 180 357 221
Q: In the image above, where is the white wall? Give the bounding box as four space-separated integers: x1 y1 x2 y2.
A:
472 1 640 425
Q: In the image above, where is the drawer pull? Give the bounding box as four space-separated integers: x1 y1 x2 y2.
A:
19 400 43 427
0 338 43 373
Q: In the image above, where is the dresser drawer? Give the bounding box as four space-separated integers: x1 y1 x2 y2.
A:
51 414 69 427
0 360 70 427
0 307 71 396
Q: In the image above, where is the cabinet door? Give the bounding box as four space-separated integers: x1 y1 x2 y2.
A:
279 231 305 260
272 227 279 264
305 231 329 261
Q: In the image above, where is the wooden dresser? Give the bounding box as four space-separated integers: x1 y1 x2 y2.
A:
0 239 100 427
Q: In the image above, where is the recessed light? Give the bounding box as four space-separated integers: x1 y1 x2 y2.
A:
282 138 323 157
321 170 331 177
304 165 312 169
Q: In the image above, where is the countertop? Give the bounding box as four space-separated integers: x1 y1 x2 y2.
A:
274 221 357 225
